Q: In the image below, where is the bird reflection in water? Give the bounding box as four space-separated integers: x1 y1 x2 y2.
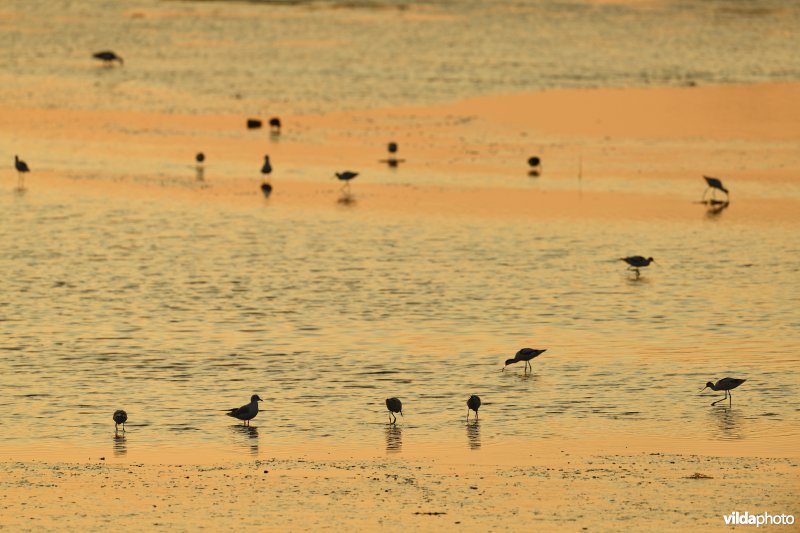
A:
710 408 743 440
231 425 260 456
113 434 127 457
385 425 402 454
466 420 481 450
337 192 356 206
704 199 730 219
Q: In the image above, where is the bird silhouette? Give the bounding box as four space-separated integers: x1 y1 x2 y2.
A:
620 256 655 278
528 156 541 176
335 171 358 192
14 155 30 191
385 397 403 424
269 117 281 134
113 410 128 433
225 394 263 426
503 348 546 372
702 175 729 203
700 378 746 407
261 155 273 197
467 395 481 420
93 51 123 65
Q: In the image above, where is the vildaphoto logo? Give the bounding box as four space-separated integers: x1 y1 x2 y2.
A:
723 512 795 527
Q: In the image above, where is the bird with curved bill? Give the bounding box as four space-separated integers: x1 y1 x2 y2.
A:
503 348 546 372
702 175 729 203
700 378 746 407
225 395 263 426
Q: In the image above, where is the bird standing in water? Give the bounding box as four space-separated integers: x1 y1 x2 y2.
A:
113 410 128 434
702 175 729 203
225 394 263 426
620 256 655 278
261 155 273 197
503 348 546 372
385 397 403 424
467 395 481 420
335 171 358 192
14 155 30 191
700 378 746 407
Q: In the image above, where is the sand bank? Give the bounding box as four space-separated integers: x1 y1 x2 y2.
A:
3 82 799 224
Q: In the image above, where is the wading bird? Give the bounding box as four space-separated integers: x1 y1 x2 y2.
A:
113 410 128 433
381 142 404 167
620 256 655 278
503 348 546 372
700 378 746 407
196 152 205 164
335 171 358 192
261 155 273 197
702 176 729 203
93 51 123 65
225 394 263 426
467 395 481 420
386 397 403 424
14 155 29 190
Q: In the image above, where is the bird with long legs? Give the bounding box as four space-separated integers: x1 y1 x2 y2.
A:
620 256 655 279
503 348 546 372
335 171 358 193
385 397 403 424
466 395 481 420
702 176 729 204
113 410 128 434
14 155 29 191
700 378 746 407
225 394 263 426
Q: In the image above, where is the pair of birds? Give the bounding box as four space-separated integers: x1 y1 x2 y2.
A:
385 395 482 424
113 396 265 432
258 154 358 197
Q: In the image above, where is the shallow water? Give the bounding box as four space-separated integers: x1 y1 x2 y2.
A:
1 0 799 115
1 188 798 455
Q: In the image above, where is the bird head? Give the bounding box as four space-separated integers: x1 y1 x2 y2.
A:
502 358 517 370
699 382 714 393
251 395 263 402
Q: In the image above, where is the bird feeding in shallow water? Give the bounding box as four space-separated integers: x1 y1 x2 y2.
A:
385 397 403 424
467 395 481 420
93 51 123 65
528 156 541 176
702 175 729 203
381 142 404 167
14 155 30 191
113 410 128 433
335 171 358 191
225 394 263 426
620 256 655 278
700 378 746 407
260 155 273 197
503 348 546 372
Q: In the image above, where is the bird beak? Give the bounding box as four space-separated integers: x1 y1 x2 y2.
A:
698 386 708 393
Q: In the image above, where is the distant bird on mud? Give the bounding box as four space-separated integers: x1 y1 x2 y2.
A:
702 175 729 203
113 410 128 433
225 394 263 426
260 155 273 197
269 117 282 134
620 256 655 278
386 397 403 424
335 171 358 191
196 152 205 164
467 395 481 420
93 51 123 65
14 155 29 190
700 378 746 407
528 156 541 176
503 348 546 372
381 142 404 167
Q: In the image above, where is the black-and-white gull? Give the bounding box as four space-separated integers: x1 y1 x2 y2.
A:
385 397 403 424
225 394 263 426
700 378 746 407
93 51 123 65
467 395 481 420
503 348 546 372
113 409 128 433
